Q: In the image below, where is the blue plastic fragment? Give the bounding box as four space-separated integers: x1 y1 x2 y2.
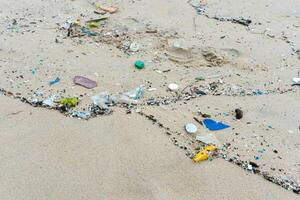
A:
203 118 230 131
49 77 60 86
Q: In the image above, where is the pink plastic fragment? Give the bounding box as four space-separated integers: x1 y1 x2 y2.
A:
73 76 97 89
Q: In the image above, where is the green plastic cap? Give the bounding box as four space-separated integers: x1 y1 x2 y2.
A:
134 60 145 69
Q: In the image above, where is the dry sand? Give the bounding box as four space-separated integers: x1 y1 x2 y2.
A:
0 0 300 199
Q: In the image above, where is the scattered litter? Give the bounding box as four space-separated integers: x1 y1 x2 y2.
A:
1 1 299 195
193 145 217 162
292 77 300 85
81 27 97 36
73 76 97 89
87 21 100 29
203 118 230 131
124 87 144 100
148 88 157 92
92 87 144 109
193 149 209 162
189 0 206 15
86 17 108 29
110 93 138 105
49 77 60 86
168 83 179 91
185 123 198 134
42 95 56 107
196 134 222 148
129 43 140 52
134 60 145 69
62 20 72 30
92 92 111 110
72 111 91 119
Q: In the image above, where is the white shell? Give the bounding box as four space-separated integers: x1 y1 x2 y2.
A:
185 123 198 134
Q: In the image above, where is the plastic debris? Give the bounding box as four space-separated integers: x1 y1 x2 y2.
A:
92 87 144 109
185 123 198 134
124 87 144 100
49 77 60 86
196 134 222 148
189 1 206 15
81 27 97 36
73 76 97 89
168 83 179 91
72 111 91 119
87 21 100 29
42 95 56 107
62 20 72 30
203 118 230 131
92 92 111 110
134 60 145 69
59 97 79 109
129 43 140 52
193 150 209 162
148 88 157 92
292 77 300 84
86 17 108 29
110 93 138 105
193 145 217 162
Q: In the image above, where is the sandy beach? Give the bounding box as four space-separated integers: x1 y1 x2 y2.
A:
0 0 299 199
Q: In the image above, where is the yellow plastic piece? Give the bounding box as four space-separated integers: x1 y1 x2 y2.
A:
205 145 217 151
193 145 217 163
88 21 100 29
193 150 209 162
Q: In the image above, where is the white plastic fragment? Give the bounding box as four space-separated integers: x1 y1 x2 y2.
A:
42 94 56 107
196 134 222 148
292 77 300 84
168 83 179 91
185 123 198 134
